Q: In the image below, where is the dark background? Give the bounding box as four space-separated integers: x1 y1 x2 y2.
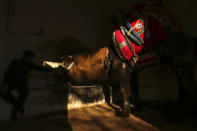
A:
0 0 197 119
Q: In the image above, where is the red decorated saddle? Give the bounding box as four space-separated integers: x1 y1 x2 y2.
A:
112 8 171 67
112 1 191 67
113 19 145 61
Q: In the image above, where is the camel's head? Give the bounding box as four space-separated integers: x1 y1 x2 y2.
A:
43 55 74 71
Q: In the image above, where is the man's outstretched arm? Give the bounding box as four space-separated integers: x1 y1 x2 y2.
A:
31 63 52 72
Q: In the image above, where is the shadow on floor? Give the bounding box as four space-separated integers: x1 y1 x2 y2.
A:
39 109 72 130
133 100 197 131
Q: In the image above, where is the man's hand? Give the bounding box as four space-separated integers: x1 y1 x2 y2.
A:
0 84 9 94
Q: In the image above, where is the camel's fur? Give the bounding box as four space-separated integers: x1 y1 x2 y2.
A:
68 47 109 84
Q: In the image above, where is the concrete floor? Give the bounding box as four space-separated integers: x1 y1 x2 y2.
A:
0 103 196 131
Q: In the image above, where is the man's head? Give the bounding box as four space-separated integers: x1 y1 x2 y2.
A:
22 50 36 62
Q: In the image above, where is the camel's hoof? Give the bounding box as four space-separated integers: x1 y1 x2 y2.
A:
115 111 130 117
122 113 130 117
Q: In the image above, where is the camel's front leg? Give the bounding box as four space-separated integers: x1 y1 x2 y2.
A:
120 82 131 116
119 68 131 117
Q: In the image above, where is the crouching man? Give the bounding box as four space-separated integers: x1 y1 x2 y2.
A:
0 50 52 121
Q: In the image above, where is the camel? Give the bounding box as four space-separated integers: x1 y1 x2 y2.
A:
43 2 197 118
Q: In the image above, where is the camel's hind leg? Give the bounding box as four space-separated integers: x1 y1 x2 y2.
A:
101 85 111 104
